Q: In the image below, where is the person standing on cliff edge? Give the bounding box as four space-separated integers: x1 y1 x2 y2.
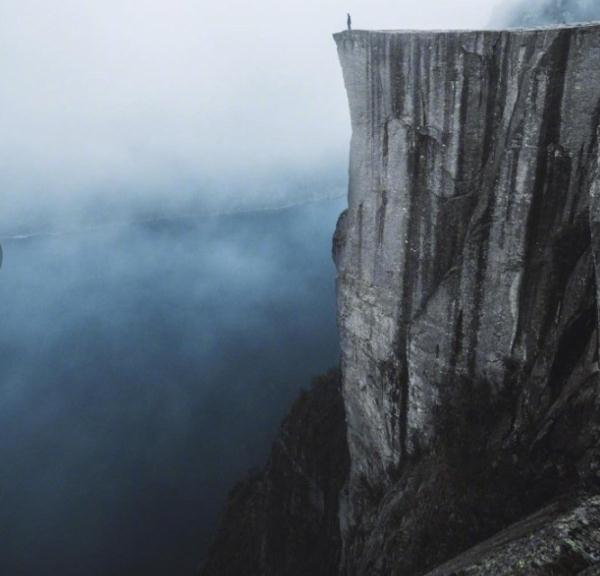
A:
347 13 352 31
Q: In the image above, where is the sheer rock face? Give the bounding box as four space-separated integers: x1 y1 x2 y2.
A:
200 371 349 576
334 26 600 513
202 25 600 576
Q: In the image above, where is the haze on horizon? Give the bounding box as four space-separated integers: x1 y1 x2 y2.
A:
1 0 504 232
1 1 597 574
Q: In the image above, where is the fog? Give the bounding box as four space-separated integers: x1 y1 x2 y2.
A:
0 198 343 574
1 1 565 574
493 0 600 27
1 0 501 232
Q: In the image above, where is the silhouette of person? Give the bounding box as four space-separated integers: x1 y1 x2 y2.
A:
347 13 352 31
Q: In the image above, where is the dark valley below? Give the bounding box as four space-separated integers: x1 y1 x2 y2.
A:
0 196 344 575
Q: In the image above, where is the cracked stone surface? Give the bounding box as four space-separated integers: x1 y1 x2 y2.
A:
424 493 600 576
201 24 600 576
334 22 600 507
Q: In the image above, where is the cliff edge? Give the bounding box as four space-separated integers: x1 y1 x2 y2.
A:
202 24 600 575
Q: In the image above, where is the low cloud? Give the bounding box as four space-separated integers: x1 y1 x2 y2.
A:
1 0 501 231
491 0 600 27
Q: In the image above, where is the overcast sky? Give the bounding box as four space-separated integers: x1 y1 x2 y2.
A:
1 0 506 229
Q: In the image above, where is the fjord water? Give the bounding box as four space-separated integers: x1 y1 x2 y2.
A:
0 196 343 575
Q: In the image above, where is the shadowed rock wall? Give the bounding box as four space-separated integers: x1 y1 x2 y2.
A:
202 24 600 575
334 24 600 508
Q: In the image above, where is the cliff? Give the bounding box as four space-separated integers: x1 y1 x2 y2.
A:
202 24 600 575
201 370 349 575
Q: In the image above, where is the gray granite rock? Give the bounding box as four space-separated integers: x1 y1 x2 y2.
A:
334 23 600 523
424 493 600 576
201 24 600 576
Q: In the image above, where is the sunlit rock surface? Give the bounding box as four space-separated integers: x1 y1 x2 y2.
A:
202 23 600 575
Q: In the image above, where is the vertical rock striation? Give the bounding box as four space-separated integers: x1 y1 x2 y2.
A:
202 24 600 575
334 22 600 507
